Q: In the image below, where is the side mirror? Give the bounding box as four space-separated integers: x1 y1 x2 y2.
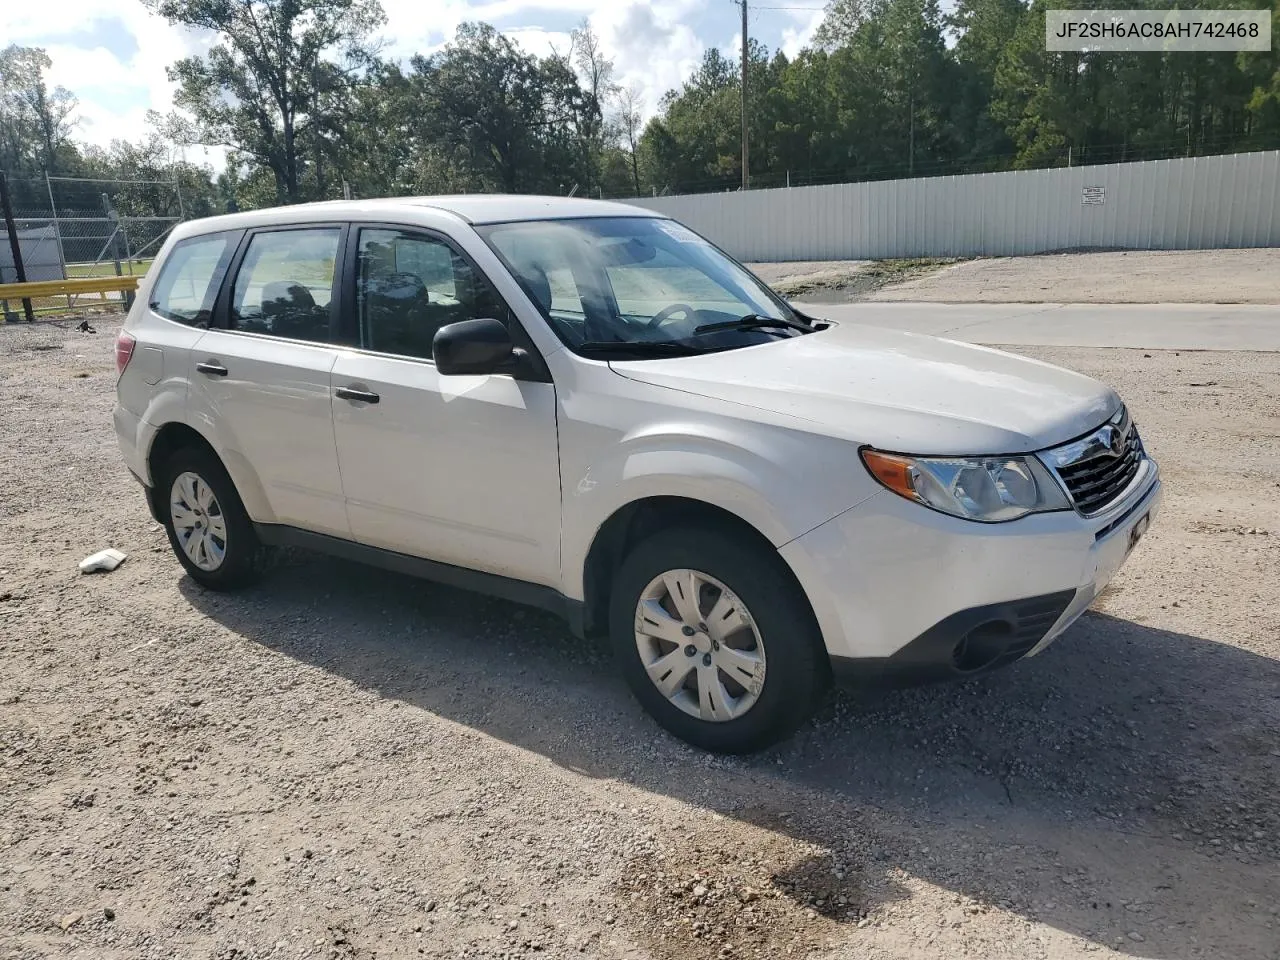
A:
433 318 524 376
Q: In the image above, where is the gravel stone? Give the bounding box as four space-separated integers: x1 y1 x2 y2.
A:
0 316 1276 960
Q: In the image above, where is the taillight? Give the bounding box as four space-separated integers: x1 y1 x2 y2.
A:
115 331 136 374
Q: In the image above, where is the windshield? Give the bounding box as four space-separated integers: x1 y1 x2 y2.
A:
477 216 808 356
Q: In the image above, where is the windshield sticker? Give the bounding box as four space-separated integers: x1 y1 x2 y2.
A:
654 220 705 244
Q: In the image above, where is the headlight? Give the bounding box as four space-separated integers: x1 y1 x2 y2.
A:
861 449 1071 522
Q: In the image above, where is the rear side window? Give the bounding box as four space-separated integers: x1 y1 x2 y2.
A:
231 228 340 343
148 233 237 327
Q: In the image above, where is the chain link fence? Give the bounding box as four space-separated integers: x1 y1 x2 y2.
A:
1 174 186 320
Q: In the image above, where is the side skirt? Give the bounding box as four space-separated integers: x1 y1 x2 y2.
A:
253 524 587 637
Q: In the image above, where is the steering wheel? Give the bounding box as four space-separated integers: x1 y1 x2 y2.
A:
645 303 697 330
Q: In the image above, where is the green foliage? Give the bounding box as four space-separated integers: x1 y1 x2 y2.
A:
403 23 595 194
0 45 79 181
643 0 1280 191
989 0 1276 168
8 0 1280 214
143 0 386 204
0 45 220 220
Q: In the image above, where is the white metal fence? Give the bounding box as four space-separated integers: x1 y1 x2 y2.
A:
631 150 1280 261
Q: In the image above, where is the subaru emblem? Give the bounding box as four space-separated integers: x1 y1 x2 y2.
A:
1109 426 1125 455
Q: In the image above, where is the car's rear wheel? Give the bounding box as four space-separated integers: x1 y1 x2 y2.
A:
159 447 265 590
609 526 828 753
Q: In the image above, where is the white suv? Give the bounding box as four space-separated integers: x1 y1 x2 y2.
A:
115 196 1161 753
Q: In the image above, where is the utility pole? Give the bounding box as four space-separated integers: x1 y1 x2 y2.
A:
908 91 915 177
0 173 35 322
740 0 750 191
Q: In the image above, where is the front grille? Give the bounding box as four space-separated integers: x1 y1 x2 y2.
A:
1042 407 1145 516
1059 428 1143 514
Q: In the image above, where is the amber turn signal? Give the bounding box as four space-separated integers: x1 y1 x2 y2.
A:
860 450 919 501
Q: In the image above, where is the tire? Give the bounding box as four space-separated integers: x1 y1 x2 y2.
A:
609 525 828 753
159 446 266 590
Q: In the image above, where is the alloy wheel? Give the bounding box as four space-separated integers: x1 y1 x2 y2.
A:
169 471 228 572
633 568 767 722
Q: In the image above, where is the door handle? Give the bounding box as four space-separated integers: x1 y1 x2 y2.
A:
335 386 380 404
196 361 228 377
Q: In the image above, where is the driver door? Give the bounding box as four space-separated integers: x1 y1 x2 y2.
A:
330 226 561 587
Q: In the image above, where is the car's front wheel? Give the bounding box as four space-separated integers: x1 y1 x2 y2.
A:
609 526 828 753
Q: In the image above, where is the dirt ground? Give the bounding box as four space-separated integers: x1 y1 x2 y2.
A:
1 317 1278 960
750 248 1280 304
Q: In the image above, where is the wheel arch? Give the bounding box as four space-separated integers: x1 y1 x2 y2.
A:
145 421 274 523
578 495 817 641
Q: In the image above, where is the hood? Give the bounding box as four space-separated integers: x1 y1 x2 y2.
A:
608 322 1120 454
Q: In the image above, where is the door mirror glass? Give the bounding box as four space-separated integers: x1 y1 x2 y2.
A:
433 318 516 375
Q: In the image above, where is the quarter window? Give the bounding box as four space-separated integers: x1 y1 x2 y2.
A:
231 228 340 342
355 228 510 360
147 233 237 327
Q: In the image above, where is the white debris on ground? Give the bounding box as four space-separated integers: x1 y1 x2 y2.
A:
78 548 127 574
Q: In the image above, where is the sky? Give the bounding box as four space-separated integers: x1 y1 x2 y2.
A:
2 0 830 173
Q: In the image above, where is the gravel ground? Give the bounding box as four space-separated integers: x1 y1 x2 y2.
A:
868 249 1280 304
1 318 1278 960
749 248 1280 304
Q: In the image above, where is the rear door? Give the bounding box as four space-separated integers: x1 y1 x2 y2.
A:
189 224 350 537
329 225 561 586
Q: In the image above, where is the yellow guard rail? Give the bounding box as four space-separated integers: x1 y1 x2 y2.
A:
0 275 140 299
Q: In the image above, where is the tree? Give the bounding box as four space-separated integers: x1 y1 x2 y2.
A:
813 0 887 50
571 19 617 121
569 19 618 192
0 45 79 180
949 0 1025 167
990 0 1092 168
144 0 386 203
334 61 419 197
59 0 1273 208
613 85 645 194
408 23 593 195
640 48 750 192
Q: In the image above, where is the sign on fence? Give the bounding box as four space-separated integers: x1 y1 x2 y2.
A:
633 149 1280 259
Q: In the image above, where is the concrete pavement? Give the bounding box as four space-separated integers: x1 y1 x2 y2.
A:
794 302 1280 351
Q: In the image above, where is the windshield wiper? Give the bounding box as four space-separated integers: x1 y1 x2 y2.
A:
692 314 815 336
577 340 720 357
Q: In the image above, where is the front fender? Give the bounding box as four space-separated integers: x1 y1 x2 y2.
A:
560 417 877 601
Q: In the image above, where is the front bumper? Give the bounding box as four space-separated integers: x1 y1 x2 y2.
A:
780 458 1162 684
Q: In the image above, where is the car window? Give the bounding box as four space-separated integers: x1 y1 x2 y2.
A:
603 241 748 319
481 224 587 330
355 228 511 360
147 233 237 327
479 217 798 352
231 228 340 342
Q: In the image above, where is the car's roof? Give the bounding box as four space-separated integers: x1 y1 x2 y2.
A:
174 194 662 238
406 194 660 224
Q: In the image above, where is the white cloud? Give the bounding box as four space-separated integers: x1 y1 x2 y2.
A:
591 1 704 120
781 9 826 58
3 0 813 169
4 2 217 165
375 0 599 58
373 0 705 123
